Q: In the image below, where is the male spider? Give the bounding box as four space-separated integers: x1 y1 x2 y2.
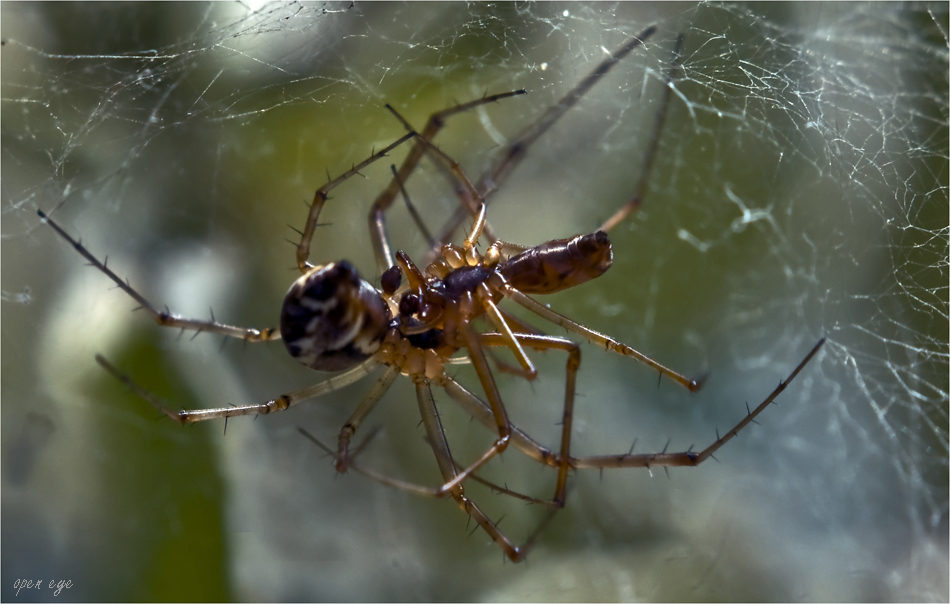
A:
39 26 824 562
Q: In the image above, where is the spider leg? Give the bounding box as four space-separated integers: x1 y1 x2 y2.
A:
404 378 544 562
450 333 582 491
488 239 534 260
295 131 416 272
443 333 583 561
369 90 527 273
437 333 585 559
300 377 478 495
483 344 532 380
473 314 550 395
476 281 538 380
458 322 511 444
38 210 281 342
461 202 488 251
298 426 441 497
479 333 580 507
430 25 658 247
96 354 380 425
385 105 494 244
297 335 576 562
385 321 517 498
389 164 435 248
334 365 400 472
438 375 558 469
504 285 703 391
298 383 539 562
446 456 559 507
569 338 826 469
496 307 545 336
598 33 684 233
466 309 536 383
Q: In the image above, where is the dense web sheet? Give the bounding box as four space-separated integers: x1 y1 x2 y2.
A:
3 3 947 601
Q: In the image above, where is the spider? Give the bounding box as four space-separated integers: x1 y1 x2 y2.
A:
38 26 825 562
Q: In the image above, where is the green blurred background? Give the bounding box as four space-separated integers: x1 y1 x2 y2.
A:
3 2 947 601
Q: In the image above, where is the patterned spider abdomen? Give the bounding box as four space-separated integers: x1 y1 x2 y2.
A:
280 261 390 371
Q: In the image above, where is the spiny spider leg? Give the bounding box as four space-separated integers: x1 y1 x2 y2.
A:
480 23 659 199
38 210 281 342
293 90 527 276
389 164 435 248
304 378 504 501
439 374 559 469
504 286 703 391
437 339 824 485
429 24 658 253
448 457 559 507
299 378 554 562
334 365 400 471
429 332 582 552
384 104 499 246
571 337 825 469
598 33 684 233
478 308 555 382
477 333 580 506
298 426 442 498
316 333 580 556
368 90 526 273
96 354 380 425
450 322 512 482
413 375 555 562
308 425 555 531
295 131 415 272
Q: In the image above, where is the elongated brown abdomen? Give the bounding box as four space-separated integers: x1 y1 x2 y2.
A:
498 231 613 295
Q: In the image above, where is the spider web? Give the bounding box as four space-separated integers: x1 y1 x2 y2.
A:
3 2 947 601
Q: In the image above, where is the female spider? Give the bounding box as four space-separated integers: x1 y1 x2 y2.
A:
39 26 824 562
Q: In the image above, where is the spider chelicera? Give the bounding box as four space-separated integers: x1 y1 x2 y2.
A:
39 26 824 562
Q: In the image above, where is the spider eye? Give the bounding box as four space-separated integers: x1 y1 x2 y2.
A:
398 292 421 316
380 265 402 295
280 261 390 372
